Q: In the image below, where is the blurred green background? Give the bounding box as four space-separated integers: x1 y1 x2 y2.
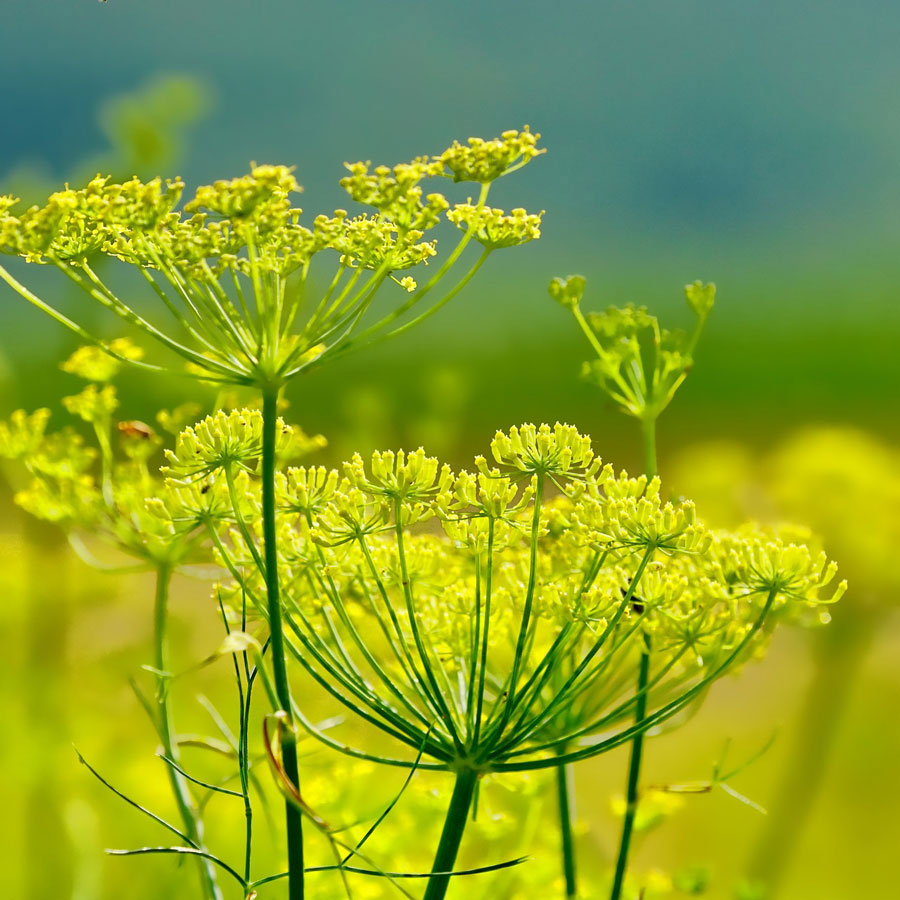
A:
1 2 898 899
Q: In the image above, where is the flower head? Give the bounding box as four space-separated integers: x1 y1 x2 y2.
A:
1 131 544 389
185 164 299 224
163 409 292 479
548 274 586 310
439 127 544 183
196 422 840 772
447 204 543 249
484 423 600 483
550 276 716 423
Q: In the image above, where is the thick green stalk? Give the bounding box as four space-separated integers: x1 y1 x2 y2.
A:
261 387 305 900
153 566 222 900
423 768 479 900
609 643 650 900
555 747 578 899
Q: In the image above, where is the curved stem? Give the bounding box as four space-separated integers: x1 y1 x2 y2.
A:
423 768 479 900
153 566 222 900
261 386 305 900
555 747 578 899
609 639 650 900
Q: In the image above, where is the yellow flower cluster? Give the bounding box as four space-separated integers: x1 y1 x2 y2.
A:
0 128 544 389
340 157 448 231
439 127 545 183
447 204 543 249
167 417 843 771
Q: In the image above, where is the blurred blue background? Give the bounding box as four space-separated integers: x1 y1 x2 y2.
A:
2 0 899 456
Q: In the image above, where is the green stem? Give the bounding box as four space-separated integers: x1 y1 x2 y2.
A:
153 566 222 900
261 386 305 900
609 642 650 900
605 412 657 899
640 415 658 480
423 768 479 900
555 747 578 899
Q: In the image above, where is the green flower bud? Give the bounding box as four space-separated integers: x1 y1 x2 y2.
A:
685 280 716 318
548 274 586 309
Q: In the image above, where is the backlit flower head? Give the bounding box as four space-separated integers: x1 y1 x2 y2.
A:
548 274 586 310
722 534 847 607
194 422 841 776
484 423 600 483
185 164 299 224
340 157 447 231
0 408 52 459
343 448 452 525
2 131 544 390
62 384 119 424
439 127 544 183
148 472 243 532
684 280 716 318
163 409 292 479
311 485 390 546
573 480 709 557
447 204 543 249
276 465 342 518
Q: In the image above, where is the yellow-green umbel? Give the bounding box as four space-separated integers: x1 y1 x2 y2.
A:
154 417 844 900
0 128 545 900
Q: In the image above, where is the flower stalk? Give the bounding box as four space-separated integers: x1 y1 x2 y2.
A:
609 638 650 900
153 564 223 900
423 767 480 900
261 386 305 899
549 275 716 897
607 413 658 900
555 746 578 899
